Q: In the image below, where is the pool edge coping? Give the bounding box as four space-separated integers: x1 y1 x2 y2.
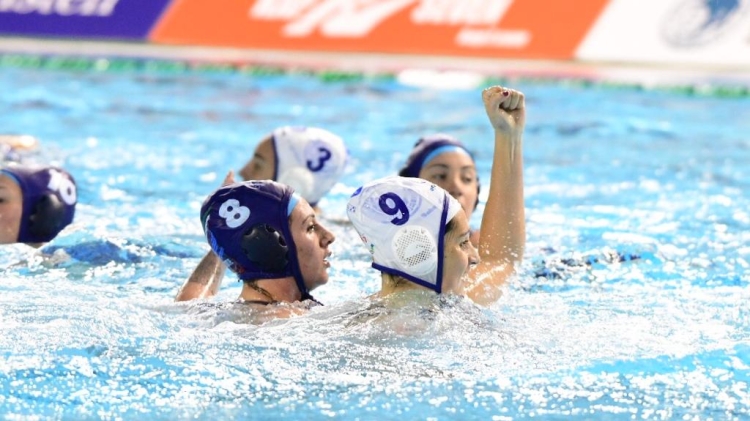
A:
2 36 750 94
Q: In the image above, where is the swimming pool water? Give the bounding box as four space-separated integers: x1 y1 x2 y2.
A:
1 64 749 420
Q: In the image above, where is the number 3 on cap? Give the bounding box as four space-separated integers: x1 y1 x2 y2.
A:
219 199 250 228
307 147 332 172
378 193 409 226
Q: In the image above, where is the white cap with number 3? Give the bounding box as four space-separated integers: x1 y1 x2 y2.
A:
272 126 347 207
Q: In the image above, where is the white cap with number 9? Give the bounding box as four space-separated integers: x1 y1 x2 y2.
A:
346 175 461 293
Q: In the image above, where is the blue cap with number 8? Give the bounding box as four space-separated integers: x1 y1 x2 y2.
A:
1 164 77 243
200 180 312 299
346 175 461 293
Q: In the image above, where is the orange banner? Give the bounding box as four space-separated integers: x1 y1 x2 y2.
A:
151 0 609 59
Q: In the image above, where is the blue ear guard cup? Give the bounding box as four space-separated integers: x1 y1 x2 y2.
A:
27 193 68 241
241 224 289 273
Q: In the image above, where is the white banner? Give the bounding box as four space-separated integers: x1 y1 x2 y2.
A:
576 0 750 67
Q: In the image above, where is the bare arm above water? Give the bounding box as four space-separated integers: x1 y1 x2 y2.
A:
175 251 226 302
174 171 235 302
466 86 526 305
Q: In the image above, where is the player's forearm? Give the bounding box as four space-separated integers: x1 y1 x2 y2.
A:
175 251 226 302
480 130 525 265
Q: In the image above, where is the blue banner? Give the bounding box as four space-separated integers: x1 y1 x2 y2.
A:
0 0 172 40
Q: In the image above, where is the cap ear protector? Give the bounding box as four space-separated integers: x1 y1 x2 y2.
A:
201 180 314 300
27 193 67 240
241 224 289 273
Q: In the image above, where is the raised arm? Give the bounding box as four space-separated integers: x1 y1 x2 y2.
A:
466 86 526 305
174 251 226 302
174 171 235 302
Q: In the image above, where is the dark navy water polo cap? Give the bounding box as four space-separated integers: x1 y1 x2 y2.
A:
399 133 479 211
398 133 474 178
1 164 77 243
200 180 312 299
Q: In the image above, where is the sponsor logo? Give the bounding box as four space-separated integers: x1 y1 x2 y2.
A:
0 0 121 16
661 0 749 47
152 0 608 59
249 0 529 48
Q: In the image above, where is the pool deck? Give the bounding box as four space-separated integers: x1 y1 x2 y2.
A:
2 36 750 88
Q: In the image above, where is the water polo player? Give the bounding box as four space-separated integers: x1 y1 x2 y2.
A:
176 126 346 303
0 163 77 246
399 133 480 245
348 86 526 305
238 126 347 209
175 178 335 310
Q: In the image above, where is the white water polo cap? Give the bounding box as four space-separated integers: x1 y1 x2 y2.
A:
272 126 347 207
347 176 462 293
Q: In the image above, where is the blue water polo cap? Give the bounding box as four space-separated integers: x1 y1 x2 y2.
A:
398 133 474 177
1 164 77 243
399 133 479 211
200 180 310 298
